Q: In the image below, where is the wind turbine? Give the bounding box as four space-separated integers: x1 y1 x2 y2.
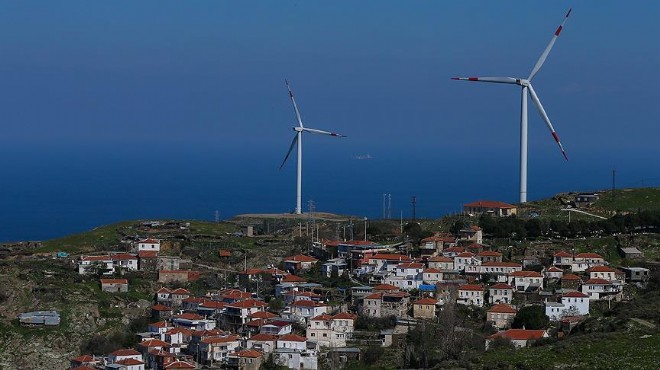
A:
452 8 572 203
280 80 346 214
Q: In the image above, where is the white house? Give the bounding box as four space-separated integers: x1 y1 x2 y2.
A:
544 266 563 280
562 291 590 316
284 300 329 323
581 278 622 301
454 252 481 272
457 284 484 307
108 349 143 367
488 283 514 304
306 313 356 348
138 238 161 252
427 256 454 270
199 335 241 364
508 271 544 292
486 329 548 350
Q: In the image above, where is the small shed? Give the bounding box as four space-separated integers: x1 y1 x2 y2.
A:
618 246 644 259
18 311 60 326
101 278 129 293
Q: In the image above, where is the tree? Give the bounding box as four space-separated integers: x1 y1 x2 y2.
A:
512 305 549 330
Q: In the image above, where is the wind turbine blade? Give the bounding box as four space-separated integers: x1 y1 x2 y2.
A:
528 84 568 160
301 127 346 137
285 79 304 128
451 76 519 84
279 134 299 169
528 8 572 81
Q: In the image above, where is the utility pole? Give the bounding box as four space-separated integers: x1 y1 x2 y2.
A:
382 193 386 219
214 210 220 223
363 217 368 241
400 210 403 235
612 169 616 196
388 194 392 219
412 196 417 222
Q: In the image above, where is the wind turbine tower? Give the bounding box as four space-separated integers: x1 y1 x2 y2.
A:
280 80 346 214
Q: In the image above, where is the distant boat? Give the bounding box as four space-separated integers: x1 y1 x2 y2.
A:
354 154 373 160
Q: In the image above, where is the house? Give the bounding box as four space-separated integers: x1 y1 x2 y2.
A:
108 349 143 366
247 333 278 354
78 255 113 275
321 258 347 278
412 298 439 319
422 268 443 284
545 291 590 320
581 278 622 301
71 355 101 369
442 247 466 258
148 321 174 335
306 312 357 348
170 288 192 307
486 304 517 329
164 360 196 370
138 238 161 252
508 271 544 292
454 252 480 272
575 193 599 207
272 347 318 370
486 329 548 350
619 246 644 259
457 284 484 307
621 267 650 287
260 320 293 336
137 339 171 357
138 250 159 271
362 291 410 317
464 200 517 217
158 256 191 271
427 256 454 270
477 251 503 264
459 226 483 244
488 283 514 304
158 270 201 284
223 299 268 329
572 253 606 272
283 255 319 273
283 300 329 323
114 358 146 370
553 251 573 267
419 236 456 256
172 313 216 331
198 335 242 365
466 262 523 282
544 266 563 280
277 333 309 351
100 279 129 293
227 349 264 370
561 273 582 290
587 266 619 282
111 253 140 272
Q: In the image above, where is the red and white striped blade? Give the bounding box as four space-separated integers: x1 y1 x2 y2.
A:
301 127 346 137
528 84 568 160
451 76 518 84
528 8 572 81
285 79 304 128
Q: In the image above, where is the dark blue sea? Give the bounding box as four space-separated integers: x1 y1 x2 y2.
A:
0 138 655 242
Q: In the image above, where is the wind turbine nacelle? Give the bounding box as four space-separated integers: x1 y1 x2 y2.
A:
517 79 530 87
293 127 304 132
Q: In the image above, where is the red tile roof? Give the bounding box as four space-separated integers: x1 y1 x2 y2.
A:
554 251 572 257
365 292 383 300
291 300 326 307
489 329 546 341
116 358 144 365
139 339 170 348
171 288 191 295
278 334 307 342
139 238 160 244
398 263 424 269
111 253 137 261
72 355 94 363
174 313 204 321
110 348 141 356
233 349 263 358
248 333 278 341
510 271 543 278
488 303 517 314
218 249 232 257
157 287 172 294
456 252 475 258
165 361 196 369
149 321 170 328
546 267 563 272
465 200 516 209
414 298 438 305
443 247 465 253
241 268 265 275
249 311 277 319
587 266 616 273
227 299 267 309
459 284 484 291
138 250 158 258
332 312 357 320
200 301 225 309
424 268 442 273
584 278 611 285
151 304 172 311
201 335 240 344
482 261 521 267
372 284 399 291
281 275 307 283
284 254 319 263
562 273 581 280
311 313 334 321
563 291 589 298
477 251 502 257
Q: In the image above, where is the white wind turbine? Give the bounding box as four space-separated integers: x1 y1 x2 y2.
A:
452 8 572 203
280 80 346 214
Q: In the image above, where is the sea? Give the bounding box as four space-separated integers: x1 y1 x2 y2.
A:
0 138 655 243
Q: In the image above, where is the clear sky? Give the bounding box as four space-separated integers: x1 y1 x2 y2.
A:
1 1 660 240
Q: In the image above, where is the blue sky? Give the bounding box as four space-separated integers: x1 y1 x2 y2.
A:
0 1 659 240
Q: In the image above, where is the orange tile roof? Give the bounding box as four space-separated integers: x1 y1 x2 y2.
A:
138 250 158 258
152 304 172 311
72 355 94 363
165 361 196 369
584 278 611 285
370 253 411 261
281 275 307 283
116 358 144 365
201 335 241 344
587 266 616 273
488 303 517 314
249 311 277 319
227 299 267 308
365 292 383 300
443 247 465 253
424 268 442 273
398 262 424 269
139 339 170 348
149 320 170 328
554 251 572 257
562 273 581 280
428 256 453 262
332 312 357 320
111 253 137 261
174 313 204 320
510 271 543 278
311 313 334 321
291 300 326 307
477 251 502 257
546 266 563 272
372 284 399 291
456 252 475 258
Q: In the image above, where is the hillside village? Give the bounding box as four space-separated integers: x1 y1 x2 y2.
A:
2 189 660 369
